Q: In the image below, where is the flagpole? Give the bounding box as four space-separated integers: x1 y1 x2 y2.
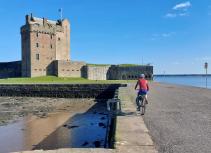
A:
60 8 62 21
59 8 63 21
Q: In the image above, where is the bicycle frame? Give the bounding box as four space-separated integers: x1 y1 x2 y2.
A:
136 94 147 115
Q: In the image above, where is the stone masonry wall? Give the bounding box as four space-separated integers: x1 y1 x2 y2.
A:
108 65 153 80
54 60 86 77
85 66 110 80
0 84 126 99
0 61 21 79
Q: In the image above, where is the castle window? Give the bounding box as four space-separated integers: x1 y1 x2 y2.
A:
58 37 61 41
43 69 46 71
50 44 53 49
67 69 70 71
39 69 42 71
34 69 37 71
36 43 39 47
36 32 38 37
36 54 39 60
51 35 53 39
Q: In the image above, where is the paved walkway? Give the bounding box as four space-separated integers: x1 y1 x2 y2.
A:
115 83 157 153
144 82 211 153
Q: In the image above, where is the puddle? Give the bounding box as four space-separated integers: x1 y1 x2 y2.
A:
0 112 71 153
0 101 111 153
34 103 109 149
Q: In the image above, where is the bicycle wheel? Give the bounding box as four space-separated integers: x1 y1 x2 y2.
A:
136 96 141 111
140 99 146 115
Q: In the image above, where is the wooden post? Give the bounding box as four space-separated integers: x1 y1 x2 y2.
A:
204 62 208 88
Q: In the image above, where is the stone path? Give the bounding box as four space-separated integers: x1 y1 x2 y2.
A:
115 83 157 153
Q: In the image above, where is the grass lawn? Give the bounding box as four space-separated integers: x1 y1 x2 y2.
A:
0 76 136 84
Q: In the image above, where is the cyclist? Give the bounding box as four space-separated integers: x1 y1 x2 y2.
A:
135 74 149 110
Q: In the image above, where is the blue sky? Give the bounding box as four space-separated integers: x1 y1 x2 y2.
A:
0 0 211 74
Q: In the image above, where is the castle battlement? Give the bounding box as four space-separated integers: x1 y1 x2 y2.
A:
21 14 69 35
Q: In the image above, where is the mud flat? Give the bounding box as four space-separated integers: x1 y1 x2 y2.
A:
0 97 110 153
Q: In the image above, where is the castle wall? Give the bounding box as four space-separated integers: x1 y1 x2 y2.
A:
85 66 110 80
54 60 86 77
108 65 153 80
0 61 21 79
30 29 57 77
21 26 31 77
56 20 70 61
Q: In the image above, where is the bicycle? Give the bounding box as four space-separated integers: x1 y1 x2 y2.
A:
136 94 147 115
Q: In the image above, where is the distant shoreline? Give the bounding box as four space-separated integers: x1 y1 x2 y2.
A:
154 74 211 77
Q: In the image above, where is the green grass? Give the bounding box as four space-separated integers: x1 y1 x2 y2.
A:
118 64 142 67
0 76 136 84
87 64 111 67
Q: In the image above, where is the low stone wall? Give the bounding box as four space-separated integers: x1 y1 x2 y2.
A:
0 84 126 99
0 61 21 79
85 66 110 80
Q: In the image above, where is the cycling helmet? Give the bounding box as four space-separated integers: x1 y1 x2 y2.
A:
139 74 145 78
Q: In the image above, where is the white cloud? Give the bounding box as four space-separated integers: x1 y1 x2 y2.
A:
173 1 191 10
165 13 177 18
151 32 175 40
161 32 175 37
165 1 191 18
179 13 189 16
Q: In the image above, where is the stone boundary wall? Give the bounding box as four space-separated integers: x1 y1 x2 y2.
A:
108 65 153 80
0 61 21 79
54 60 86 77
85 66 110 80
0 84 126 99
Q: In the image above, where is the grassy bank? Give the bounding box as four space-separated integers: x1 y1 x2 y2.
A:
0 76 136 84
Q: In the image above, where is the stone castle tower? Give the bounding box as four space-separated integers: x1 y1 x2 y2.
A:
21 14 71 77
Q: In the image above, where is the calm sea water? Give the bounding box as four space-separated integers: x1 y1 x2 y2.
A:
154 75 211 89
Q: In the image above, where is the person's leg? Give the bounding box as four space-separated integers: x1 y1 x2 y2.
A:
145 94 148 104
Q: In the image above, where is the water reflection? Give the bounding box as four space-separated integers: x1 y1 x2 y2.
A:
0 101 110 153
0 112 72 153
34 102 109 150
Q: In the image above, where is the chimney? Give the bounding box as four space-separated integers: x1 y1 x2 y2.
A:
30 13 33 20
25 15 30 24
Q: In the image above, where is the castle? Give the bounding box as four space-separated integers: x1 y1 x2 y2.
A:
21 14 85 78
0 14 153 80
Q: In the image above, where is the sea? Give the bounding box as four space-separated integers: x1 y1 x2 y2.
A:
154 75 211 89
